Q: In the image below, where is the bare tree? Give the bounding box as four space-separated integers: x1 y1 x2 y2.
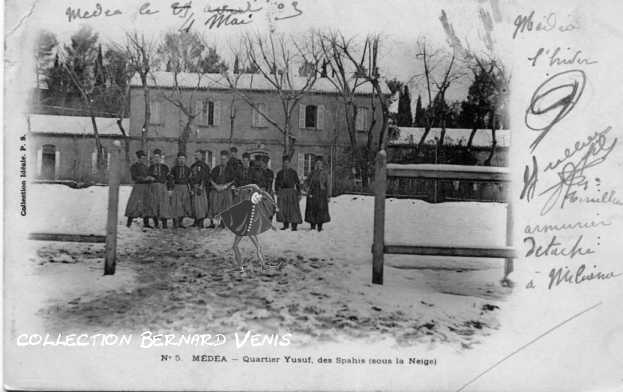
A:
222 30 321 159
157 72 206 155
412 38 466 148
219 36 248 145
330 33 391 186
155 31 225 154
439 9 510 165
57 53 107 179
121 31 157 151
101 46 132 162
318 32 385 188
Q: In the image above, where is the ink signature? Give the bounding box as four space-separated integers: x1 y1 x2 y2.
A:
538 126 617 215
525 69 586 152
520 155 538 202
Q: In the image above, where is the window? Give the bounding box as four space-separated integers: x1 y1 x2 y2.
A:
305 105 317 128
355 106 368 131
252 103 267 128
201 150 213 167
91 147 109 175
149 101 161 124
299 104 325 130
196 99 221 126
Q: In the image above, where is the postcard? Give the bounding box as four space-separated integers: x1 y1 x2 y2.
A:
3 0 623 390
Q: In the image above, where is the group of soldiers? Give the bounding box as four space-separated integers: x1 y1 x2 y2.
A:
124 146 330 231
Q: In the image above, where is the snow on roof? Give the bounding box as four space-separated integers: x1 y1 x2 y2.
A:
130 71 390 95
390 127 511 147
28 114 128 136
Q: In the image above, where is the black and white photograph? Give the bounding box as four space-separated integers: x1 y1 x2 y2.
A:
3 0 623 390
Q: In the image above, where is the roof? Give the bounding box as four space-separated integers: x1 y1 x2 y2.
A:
130 71 390 96
28 114 128 136
390 127 511 148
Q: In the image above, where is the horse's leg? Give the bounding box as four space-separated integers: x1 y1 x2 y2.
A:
232 235 244 272
249 235 265 270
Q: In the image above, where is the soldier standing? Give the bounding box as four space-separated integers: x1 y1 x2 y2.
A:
125 150 154 228
304 157 331 231
275 155 302 231
169 152 192 229
209 150 236 228
190 150 210 228
148 149 171 229
228 146 244 203
237 152 255 201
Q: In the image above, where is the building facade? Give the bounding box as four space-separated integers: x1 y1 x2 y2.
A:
28 114 129 183
129 72 386 182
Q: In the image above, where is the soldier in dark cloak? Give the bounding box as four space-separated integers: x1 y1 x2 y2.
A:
190 150 210 228
275 155 303 231
168 152 192 228
125 150 154 228
147 149 171 228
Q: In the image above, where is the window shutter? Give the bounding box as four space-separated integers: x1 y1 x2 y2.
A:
258 103 266 127
54 151 60 179
36 148 42 176
297 152 304 178
195 100 203 124
317 105 325 130
107 152 111 170
298 104 306 129
151 101 160 123
213 101 221 126
252 106 258 127
91 150 97 175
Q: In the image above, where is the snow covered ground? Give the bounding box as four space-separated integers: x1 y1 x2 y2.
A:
18 183 512 350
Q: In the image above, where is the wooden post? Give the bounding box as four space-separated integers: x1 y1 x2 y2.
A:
433 143 439 203
372 150 387 285
104 141 122 275
503 200 514 285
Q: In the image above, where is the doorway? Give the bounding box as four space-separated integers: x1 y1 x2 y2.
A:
41 144 56 180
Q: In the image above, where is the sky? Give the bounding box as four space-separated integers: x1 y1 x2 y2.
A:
8 0 511 104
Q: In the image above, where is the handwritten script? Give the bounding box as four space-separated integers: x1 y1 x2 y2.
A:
517 12 621 291
65 1 304 31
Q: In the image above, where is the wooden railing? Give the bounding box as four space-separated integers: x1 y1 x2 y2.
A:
372 150 515 286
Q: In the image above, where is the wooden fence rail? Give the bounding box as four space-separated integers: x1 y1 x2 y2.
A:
372 150 515 286
28 233 106 243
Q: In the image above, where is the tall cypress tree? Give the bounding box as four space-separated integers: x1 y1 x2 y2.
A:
414 95 424 127
94 44 106 88
397 85 413 126
233 55 240 74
